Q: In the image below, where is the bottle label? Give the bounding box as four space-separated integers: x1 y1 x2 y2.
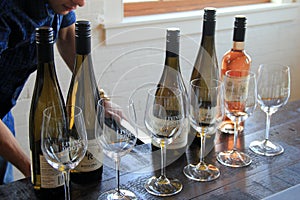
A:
40 155 64 188
225 76 249 102
74 139 103 172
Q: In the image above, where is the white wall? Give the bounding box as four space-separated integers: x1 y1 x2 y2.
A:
12 2 300 180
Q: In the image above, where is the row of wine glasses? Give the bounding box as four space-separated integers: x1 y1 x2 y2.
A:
40 63 290 199
41 98 139 200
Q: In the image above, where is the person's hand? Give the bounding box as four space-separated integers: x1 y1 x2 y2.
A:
103 99 126 123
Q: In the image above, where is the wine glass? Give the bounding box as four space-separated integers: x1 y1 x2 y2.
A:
249 64 290 156
95 98 138 200
144 87 185 196
217 70 257 167
183 78 224 181
41 105 88 200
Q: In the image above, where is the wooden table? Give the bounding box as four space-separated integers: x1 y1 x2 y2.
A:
1 100 300 200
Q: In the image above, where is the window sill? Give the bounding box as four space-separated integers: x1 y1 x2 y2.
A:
100 3 297 45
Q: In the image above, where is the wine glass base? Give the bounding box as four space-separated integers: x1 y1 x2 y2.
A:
217 150 252 167
97 189 137 200
144 176 182 197
183 163 220 182
249 140 284 156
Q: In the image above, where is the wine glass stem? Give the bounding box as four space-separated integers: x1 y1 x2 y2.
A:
115 156 121 194
63 170 71 200
265 112 272 141
233 120 239 151
160 141 167 179
199 130 206 164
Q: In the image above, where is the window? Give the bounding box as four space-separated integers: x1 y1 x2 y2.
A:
124 0 271 17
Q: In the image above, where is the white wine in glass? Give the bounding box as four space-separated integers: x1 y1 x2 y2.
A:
183 78 224 181
144 87 185 196
249 64 290 156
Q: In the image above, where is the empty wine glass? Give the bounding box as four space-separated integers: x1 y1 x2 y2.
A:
183 79 224 181
249 64 290 156
95 98 138 200
41 105 88 200
144 87 185 196
217 70 257 167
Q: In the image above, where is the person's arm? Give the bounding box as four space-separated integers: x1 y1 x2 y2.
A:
0 119 31 178
56 23 76 71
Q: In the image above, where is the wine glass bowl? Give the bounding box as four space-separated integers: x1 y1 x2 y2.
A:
143 87 185 196
95 98 138 200
217 70 257 168
249 64 290 156
183 78 223 182
41 105 88 200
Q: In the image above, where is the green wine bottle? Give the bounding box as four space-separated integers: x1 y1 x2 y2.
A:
66 20 103 184
189 7 219 156
29 27 65 199
153 28 189 165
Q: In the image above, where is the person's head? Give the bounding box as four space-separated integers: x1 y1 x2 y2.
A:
48 0 85 15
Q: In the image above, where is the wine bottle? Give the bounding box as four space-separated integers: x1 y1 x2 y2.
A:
66 20 103 184
189 7 219 156
29 27 65 198
153 28 189 164
219 15 251 134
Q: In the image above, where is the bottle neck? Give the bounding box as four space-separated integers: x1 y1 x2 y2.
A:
232 41 245 51
76 36 91 55
37 43 54 63
202 20 216 37
165 38 180 70
201 20 216 51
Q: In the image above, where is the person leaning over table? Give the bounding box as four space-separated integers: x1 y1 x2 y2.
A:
0 0 86 184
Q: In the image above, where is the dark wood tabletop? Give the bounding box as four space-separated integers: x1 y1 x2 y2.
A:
1 100 300 200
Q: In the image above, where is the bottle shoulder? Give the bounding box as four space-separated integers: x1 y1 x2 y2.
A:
221 49 251 75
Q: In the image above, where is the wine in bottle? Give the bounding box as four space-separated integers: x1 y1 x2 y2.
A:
152 28 189 165
29 27 65 198
66 20 103 184
189 7 219 156
219 15 251 134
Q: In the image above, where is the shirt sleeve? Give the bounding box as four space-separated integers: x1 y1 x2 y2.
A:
0 19 9 55
60 11 76 28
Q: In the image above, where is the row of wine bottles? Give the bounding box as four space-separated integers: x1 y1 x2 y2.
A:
29 21 103 199
157 7 251 158
28 6 251 198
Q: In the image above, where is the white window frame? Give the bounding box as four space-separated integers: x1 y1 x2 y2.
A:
99 0 297 45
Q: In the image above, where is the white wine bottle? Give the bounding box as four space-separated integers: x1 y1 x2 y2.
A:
66 20 103 184
189 7 219 156
219 15 251 134
29 27 65 198
153 28 189 163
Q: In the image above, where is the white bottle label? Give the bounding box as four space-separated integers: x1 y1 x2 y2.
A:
40 155 64 188
74 139 103 172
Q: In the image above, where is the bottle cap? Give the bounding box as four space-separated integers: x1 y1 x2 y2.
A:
36 27 54 44
76 20 91 38
234 15 247 29
167 27 180 42
204 7 216 21
233 15 247 42
166 28 180 55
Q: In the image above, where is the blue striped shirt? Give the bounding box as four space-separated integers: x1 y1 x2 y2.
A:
0 0 76 118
